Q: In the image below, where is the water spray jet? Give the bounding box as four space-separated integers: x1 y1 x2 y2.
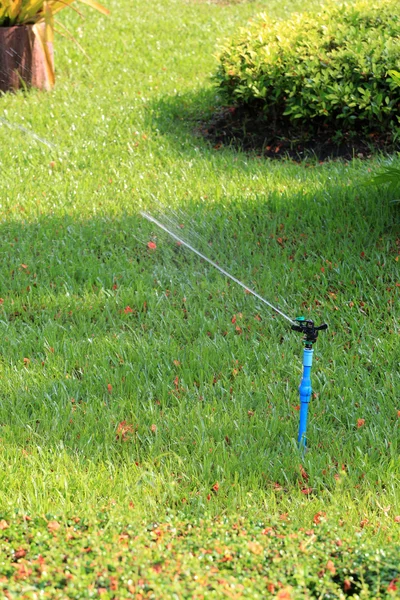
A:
0 117 56 149
141 211 328 449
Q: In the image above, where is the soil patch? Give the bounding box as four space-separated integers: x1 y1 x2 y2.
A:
197 105 399 162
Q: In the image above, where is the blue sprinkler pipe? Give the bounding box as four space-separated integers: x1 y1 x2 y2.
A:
291 318 328 450
298 347 313 448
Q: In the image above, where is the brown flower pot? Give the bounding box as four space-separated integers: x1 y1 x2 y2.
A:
0 23 54 93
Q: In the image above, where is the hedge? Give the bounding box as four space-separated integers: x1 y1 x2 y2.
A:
215 0 400 135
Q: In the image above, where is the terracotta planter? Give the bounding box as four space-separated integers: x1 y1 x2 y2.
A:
0 23 54 93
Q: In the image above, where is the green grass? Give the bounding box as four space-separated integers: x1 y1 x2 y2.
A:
0 0 399 596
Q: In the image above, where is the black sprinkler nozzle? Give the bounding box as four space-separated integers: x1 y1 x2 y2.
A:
291 317 328 348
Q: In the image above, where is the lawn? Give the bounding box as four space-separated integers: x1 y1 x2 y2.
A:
0 0 399 597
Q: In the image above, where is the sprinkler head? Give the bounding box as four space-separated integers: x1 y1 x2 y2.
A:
291 317 328 348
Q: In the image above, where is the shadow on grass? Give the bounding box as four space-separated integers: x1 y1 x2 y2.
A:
148 88 400 162
147 87 221 151
0 189 398 487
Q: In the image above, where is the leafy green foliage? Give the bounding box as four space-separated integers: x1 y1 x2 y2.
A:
371 166 400 186
0 513 399 598
0 0 109 27
370 165 400 202
216 0 400 135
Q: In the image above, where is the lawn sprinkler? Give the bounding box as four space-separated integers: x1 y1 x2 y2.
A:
141 211 328 450
291 318 328 448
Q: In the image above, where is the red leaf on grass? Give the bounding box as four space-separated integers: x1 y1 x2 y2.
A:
343 580 352 592
152 563 162 574
299 465 309 480
13 563 33 580
279 513 289 521
124 306 133 314
116 421 134 442
147 241 157 250
276 588 293 599
313 512 326 525
47 520 61 533
357 418 365 428
326 560 336 575
248 541 263 555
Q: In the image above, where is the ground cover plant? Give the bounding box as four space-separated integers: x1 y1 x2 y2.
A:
1 514 400 598
0 0 399 596
213 0 400 158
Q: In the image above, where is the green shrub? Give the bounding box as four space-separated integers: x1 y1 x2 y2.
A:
215 0 400 135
